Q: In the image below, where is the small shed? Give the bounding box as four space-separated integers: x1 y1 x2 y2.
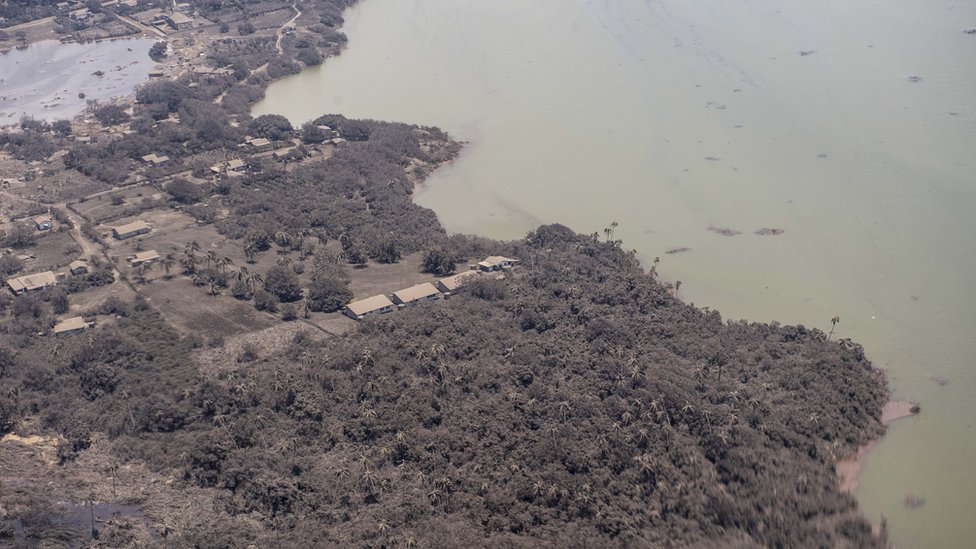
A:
344 294 395 320
69 8 91 21
391 282 441 308
129 250 160 266
241 137 272 152
478 255 518 272
69 259 89 275
54 316 90 336
435 270 480 295
34 214 53 231
112 220 151 240
141 153 170 165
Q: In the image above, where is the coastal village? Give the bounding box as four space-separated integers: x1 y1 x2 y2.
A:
0 1 913 548
0 0 476 341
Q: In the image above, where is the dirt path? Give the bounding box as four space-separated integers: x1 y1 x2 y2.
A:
275 2 302 54
2 16 54 32
62 206 100 259
63 203 134 291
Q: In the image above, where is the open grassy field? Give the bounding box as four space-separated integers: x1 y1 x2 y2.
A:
23 229 82 272
140 276 276 338
346 251 435 299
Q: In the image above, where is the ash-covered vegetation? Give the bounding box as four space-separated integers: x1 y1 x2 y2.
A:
0 223 888 547
0 0 889 546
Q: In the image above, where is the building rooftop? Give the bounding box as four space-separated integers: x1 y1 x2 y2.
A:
393 282 440 303
113 220 150 235
437 270 480 292
69 259 88 271
7 271 57 293
167 12 193 24
54 316 88 334
346 294 395 316
480 255 517 266
141 153 170 164
130 250 160 262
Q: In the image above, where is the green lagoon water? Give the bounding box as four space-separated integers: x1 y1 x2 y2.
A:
254 1 976 546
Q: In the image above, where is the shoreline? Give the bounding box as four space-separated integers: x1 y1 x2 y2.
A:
836 399 919 494
0 2 905 544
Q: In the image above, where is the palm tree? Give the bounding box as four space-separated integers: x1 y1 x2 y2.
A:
216 256 234 275
185 240 201 255
275 230 292 249
243 242 257 263
828 315 840 341
674 280 682 298
180 250 197 275
235 265 250 285
162 253 175 278
247 272 263 294
136 261 152 284
204 251 219 271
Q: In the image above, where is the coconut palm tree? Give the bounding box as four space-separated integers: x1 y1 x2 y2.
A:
235 265 250 284
204 251 219 271
828 315 840 341
217 256 234 275
184 240 201 255
243 242 257 263
180 250 197 275
161 253 175 278
247 272 263 294
136 261 152 284
275 230 292 250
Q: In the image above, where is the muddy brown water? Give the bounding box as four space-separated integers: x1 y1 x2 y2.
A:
254 1 976 546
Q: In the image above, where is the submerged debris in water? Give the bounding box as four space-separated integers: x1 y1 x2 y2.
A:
930 376 949 386
907 75 922 82
799 50 817 56
708 225 741 237
666 247 691 254
904 494 926 509
755 227 784 236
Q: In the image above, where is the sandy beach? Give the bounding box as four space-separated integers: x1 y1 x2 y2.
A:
837 400 919 493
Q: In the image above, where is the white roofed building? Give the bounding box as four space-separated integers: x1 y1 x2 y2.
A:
391 282 441 308
478 256 518 272
435 270 481 295
344 294 395 320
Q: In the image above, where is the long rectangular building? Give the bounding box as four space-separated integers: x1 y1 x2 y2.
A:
391 282 441 308
435 270 481 294
7 271 57 295
344 294 395 320
112 221 151 240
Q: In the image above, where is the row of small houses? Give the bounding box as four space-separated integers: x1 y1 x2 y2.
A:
344 256 517 320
